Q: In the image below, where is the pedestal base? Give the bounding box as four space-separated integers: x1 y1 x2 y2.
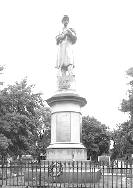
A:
46 143 87 161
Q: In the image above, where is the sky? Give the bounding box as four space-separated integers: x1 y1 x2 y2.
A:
0 0 133 130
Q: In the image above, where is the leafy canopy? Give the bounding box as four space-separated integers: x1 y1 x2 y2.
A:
111 67 133 160
0 78 51 158
82 116 110 161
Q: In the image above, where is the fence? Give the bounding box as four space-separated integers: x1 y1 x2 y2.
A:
0 160 133 188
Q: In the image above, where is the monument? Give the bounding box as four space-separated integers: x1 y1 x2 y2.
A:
46 15 87 161
24 16 101 185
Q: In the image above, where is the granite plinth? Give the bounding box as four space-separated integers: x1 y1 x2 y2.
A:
46 90 87 161
46 143 87 161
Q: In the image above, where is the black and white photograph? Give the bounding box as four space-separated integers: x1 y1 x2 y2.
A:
0 0 133 187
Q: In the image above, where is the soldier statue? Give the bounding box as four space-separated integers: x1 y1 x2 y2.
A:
56 15 77 77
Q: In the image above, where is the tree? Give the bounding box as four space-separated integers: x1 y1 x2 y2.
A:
111 122 130 160
32 107 51 160
0 78 51 158
111 67 133 160
82 116 110 161
121 67 133 122
0 65 4 86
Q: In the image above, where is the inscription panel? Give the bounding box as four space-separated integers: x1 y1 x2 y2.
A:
56 112 71 142
71 112 80 143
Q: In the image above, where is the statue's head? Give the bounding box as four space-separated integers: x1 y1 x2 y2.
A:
62 15 69 26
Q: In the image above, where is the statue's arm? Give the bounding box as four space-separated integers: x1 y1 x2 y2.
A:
67 28 77 44
56 33 65 45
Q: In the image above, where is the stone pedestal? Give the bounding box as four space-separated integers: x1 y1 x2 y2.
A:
46 90 87 161
47 144 87 161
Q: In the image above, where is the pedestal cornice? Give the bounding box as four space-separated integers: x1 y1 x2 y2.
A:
46 92 87 107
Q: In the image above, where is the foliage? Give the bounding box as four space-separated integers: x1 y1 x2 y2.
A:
33 107 51 160
82 116 110 161
111 67 133 160
121 67 133 118
0 65 4 86
111 122 128 160
0 78 51 158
